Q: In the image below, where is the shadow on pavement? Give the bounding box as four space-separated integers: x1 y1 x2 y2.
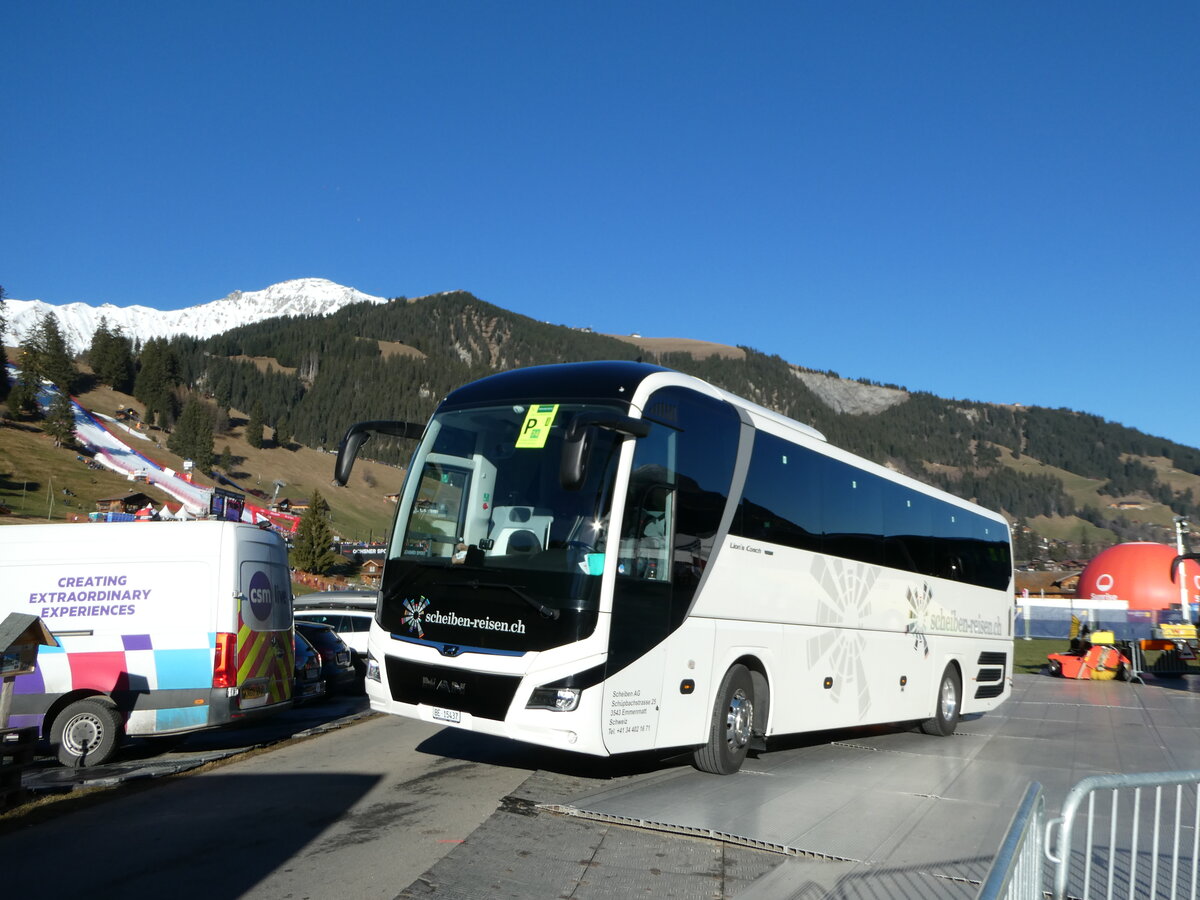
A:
415 726 694 781
4 771 382 898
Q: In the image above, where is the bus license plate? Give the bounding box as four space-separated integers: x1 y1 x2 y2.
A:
432 707 461 723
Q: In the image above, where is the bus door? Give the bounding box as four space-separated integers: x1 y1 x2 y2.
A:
604 426 674 752
602 386 742 753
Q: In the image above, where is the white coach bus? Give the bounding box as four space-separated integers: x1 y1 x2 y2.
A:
335 361 1013 774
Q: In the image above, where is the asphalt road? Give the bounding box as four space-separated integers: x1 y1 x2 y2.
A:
4 712 534 898
4 695 780 899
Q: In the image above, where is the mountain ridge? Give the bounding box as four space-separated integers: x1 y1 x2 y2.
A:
4 277 389 353
6 279 1200 556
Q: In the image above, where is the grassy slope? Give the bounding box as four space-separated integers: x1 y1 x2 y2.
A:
1 384 404 540
1141 454 1200 506
0 422 151 521
603 333 747 360
993 445 1200 542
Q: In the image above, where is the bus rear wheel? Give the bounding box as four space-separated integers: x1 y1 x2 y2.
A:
51 698 123 767
693 664 755 775
920 664 962 737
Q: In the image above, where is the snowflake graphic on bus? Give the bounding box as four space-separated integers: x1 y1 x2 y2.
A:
805 555 879 720
403 596 430 638
906 583 932 657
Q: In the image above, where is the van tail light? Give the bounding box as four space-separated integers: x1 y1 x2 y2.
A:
213 632 237 688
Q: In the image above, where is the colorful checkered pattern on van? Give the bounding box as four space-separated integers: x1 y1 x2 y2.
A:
11 633 217 734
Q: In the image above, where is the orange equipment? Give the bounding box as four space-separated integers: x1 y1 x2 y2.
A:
1047 618 1131 681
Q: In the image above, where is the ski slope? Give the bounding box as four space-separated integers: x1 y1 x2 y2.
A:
65 396 212 513
12 365 298 530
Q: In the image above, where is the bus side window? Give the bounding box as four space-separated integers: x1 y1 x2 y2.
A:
620 480 674 580
405 462 469 558
640 485 671 539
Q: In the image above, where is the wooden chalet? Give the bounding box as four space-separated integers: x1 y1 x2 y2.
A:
94 492 154 515
360 557 384 586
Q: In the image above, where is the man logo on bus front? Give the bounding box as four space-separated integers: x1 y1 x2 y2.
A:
403 596 430 639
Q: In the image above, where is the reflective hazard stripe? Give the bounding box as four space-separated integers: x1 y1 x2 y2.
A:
236 625 293 701
237 624 268 683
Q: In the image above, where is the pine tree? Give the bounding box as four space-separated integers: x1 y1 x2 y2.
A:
7 370 40 418
90 319 136 393
273 413 291 449
44 390 77 447
135 338 181 427
292 489 338 574
245 403 264 449
38 313 76 392
88 318 113 376
167 397 215 471
11 317 49 418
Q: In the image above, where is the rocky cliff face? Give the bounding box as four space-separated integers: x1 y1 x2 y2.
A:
793 368 909 416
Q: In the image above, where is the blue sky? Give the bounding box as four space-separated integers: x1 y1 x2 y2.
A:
4 3 1198 449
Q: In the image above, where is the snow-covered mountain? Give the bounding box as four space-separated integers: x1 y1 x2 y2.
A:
3 278 390 353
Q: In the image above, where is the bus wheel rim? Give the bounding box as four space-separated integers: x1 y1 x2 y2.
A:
726 689 752 749
940 676 958 721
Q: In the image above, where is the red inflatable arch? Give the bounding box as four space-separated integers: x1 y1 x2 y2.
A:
1076 542 1200 611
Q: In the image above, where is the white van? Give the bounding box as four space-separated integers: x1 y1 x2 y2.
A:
0 521 294 766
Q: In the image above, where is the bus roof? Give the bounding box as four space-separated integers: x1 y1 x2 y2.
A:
441 360 671 411
440 361 827 444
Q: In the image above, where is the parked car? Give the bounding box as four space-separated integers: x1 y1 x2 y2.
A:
293 590 377 674
294 620 358 693
293 630 326 702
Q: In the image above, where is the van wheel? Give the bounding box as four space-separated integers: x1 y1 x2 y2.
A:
693 664 754 775
920 665 961 737
51 698 123 767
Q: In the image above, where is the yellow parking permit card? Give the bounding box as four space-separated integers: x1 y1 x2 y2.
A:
516 404 559 448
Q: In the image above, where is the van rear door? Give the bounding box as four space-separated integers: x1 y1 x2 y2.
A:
235 539 293 709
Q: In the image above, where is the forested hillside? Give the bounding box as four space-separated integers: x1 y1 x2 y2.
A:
10 289 1198 557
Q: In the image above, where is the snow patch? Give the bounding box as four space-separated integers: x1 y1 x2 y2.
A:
4 278 389 353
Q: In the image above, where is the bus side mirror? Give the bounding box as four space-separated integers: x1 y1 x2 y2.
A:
1170 553 1200 582
559 413 651 491
334 420 426 486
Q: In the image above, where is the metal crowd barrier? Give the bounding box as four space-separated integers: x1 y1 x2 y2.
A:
979 770 1200 900
1128 640 1198 680
977 783 1046 900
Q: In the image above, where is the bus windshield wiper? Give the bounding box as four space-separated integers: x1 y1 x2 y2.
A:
435 580 560 620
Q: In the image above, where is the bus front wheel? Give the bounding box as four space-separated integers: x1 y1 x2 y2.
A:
693 664 755 775
920 664 962 737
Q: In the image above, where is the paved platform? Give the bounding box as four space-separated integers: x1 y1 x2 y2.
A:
571 673 1200 898
411 672 1200 899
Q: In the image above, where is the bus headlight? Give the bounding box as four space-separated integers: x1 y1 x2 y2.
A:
366 654 381 683
526 687 580 712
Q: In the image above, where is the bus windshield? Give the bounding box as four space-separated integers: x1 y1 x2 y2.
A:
379 403 626 644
